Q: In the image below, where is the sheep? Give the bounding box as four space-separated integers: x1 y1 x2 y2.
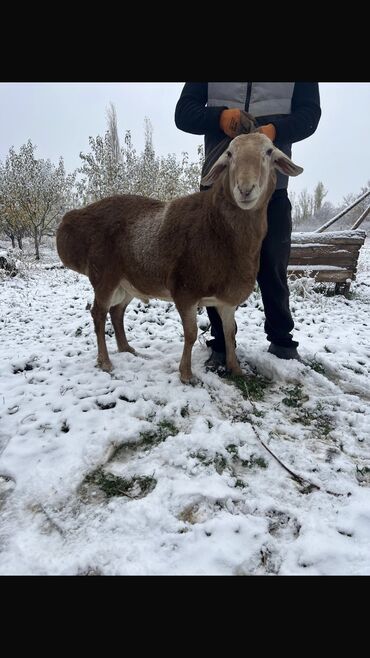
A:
56 133 303 383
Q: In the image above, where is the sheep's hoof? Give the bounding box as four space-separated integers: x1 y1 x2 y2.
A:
98 358 113 372
180 374 200 386
229 365 243 377
118 345 136 355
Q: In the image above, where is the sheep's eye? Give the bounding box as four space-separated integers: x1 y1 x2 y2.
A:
266 148 273 156
226 151 232 158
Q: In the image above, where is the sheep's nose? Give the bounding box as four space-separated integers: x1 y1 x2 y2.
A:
238 183 255 199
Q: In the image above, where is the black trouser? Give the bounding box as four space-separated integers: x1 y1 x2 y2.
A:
206 188 298 352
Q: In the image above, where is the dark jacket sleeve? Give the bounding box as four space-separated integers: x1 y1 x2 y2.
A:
175 82 227 135
269 82 321 144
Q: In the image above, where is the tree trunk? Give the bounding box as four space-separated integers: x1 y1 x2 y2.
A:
10 235 15 248
17 236 23 250
34 231 40 260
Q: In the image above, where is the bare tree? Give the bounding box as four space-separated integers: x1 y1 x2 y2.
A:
292 188 314 227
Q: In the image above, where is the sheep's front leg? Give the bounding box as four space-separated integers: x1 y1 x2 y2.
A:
175 300 198 384
217 304 243 376
91 297 112 372
110 298 136 354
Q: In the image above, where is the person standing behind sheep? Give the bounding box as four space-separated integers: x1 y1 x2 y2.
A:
175 82 321 368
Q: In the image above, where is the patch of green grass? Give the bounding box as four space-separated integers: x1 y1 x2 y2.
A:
234 408 265 425
356 465 370 475
282 384 309 408
315 408 334 438
190 450 228 474
291 408 313 426
191 440 268 478
240 454 268 469
308 360 326 375
226 444 267 470
251 456 267 469
251 408 265 418
226 444 239 456
228 373 271 401
232 455 268 490
139 420 179 447
233 411 251 424
190 449 208 463
291 401 334 439
214 454 227 474
356 465 370 484
83 468 156 499
103 423 178 464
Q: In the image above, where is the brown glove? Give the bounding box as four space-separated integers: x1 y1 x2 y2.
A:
220 109 258 138
257 123 276 142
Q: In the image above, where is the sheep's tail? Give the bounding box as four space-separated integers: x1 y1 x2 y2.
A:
56 210 89 275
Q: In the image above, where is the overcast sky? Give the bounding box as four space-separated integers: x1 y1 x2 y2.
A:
0 82 369 205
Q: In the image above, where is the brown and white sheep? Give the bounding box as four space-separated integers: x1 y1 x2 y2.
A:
56 133 303 383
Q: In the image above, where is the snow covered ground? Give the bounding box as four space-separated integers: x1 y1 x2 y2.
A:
1 237 370 575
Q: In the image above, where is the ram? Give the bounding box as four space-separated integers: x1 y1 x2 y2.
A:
56 133 302 383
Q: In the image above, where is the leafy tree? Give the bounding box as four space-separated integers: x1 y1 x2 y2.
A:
106 102 121 165
77 132 126 202
0 194 28 249
0 140 75 259
137 118 161 197
77 105 203 203
314 181 328 213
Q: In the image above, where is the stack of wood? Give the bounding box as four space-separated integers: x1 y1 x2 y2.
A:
289 189 369 293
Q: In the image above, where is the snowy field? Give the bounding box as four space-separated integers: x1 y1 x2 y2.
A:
1 237 370 575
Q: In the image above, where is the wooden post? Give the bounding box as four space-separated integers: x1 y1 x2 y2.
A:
315 189 370 233
351 204 370 230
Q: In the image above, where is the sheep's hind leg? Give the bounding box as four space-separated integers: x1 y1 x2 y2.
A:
91 296 113 372
175 299 198 384
110 297 136 355
217 304 243 376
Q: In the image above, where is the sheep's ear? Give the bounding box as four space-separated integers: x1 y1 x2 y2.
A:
200 151 230 187
272 148 303 177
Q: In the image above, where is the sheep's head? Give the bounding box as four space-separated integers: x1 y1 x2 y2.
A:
201 133 303 210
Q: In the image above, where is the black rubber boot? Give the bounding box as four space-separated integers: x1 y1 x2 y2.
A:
204 349 227 372
268 343 302 361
